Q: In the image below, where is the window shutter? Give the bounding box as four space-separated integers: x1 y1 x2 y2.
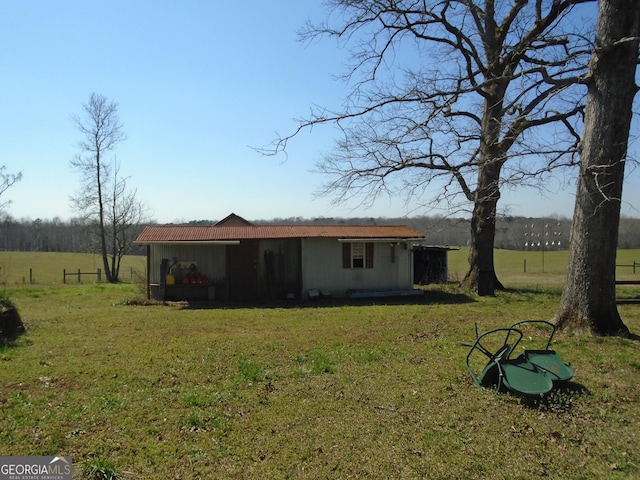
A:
342 243 351 269
365 242 374 268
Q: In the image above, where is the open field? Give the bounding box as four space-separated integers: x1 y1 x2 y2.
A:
0 252 146 286
1 251 639 479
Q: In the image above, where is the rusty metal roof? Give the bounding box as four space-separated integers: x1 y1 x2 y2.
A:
135 224 424 244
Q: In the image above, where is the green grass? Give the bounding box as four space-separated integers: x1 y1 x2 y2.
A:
0 251 639 478
0 251 146 286
449 247 640 294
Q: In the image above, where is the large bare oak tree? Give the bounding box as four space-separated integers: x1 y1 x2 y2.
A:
554 0 639 336
70 93 146 283
265 0 595 294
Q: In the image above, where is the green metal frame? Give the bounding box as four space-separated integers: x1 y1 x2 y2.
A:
463 320 573 396
508 320 574 383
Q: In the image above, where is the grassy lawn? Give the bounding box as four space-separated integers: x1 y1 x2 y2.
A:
1 251 639 479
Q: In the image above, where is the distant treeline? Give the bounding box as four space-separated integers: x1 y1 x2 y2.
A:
0 217 147 255
1 215 639 253
251 215 640 250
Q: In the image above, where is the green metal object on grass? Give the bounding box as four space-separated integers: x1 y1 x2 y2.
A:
462 320 573 396
509 320 574 383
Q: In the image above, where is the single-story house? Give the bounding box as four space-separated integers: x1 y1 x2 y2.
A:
134 214 425 302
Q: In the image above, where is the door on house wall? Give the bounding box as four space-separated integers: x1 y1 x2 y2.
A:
227 240 259 301
260 239 302 300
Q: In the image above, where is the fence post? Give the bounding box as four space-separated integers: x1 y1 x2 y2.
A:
78 268 81 283
63 268 66 284
523 259 527 273
30 268 33 284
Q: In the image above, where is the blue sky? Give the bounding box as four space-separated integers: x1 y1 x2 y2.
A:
0 1 638 223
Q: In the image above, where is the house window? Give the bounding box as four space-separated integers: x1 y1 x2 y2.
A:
352 242 365 268
342 242 374 269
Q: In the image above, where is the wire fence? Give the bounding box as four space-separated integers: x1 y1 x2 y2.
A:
0 266 143 285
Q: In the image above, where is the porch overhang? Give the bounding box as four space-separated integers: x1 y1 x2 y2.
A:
134 240 241 245
337 238 420 243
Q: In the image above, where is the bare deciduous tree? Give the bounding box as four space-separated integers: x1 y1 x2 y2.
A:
554 0 639 336
70 93 147 282
264 0 595 294
105 160 148 281
0 165 23 215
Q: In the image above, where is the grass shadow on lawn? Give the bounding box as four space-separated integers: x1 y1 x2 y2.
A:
518 381 592 412
178 288 476 310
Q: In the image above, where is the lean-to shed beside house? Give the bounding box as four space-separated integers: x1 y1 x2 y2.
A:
134 214 425 302
413 245 458 285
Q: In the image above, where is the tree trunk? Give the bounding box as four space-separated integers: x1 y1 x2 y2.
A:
462 84 507 296
462 162 505 295
96 153 114 283
554 0 639 336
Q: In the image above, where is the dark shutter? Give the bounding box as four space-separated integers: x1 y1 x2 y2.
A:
365 242 374 268
342 243 351 269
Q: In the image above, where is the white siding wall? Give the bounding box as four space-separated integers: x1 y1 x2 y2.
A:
300 238 414 298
